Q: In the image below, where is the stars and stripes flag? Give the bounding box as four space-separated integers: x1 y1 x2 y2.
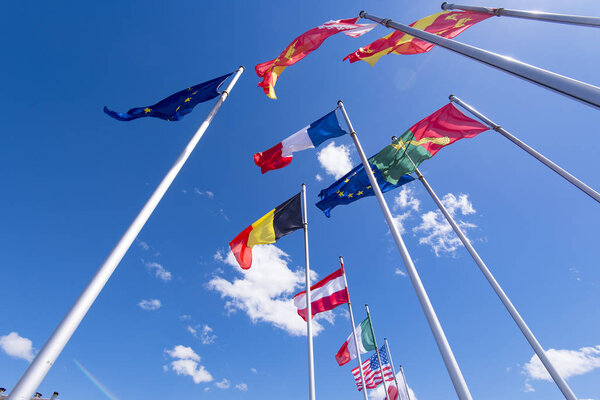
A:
351 345 394 391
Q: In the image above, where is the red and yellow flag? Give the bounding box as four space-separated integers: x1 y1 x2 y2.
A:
255 18 375 99
344 11 491 66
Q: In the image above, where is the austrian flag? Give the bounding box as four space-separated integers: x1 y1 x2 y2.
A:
293 267 348 321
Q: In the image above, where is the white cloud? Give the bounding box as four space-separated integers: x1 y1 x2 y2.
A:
317 141 353 179
187 325 217 345
215 378 230 389
394 268 407 277
315 174 323 182
250 368 258 374
179 314 192 321
394 186 420 212
137 240 150 251
144 260 172 281
138 299 162 311
523 345 600 381
0 332 35 362
194 188 215 200
236 383 248 391
413 193 476 257
209 245 327 336
524 380 535 392
165 345 212 384
392 212 411 235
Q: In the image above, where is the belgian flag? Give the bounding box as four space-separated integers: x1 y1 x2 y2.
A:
229 193 303 269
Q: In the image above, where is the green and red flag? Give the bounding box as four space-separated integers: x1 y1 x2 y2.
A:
335 316 376 366
344 10 491 66
370 103 489 185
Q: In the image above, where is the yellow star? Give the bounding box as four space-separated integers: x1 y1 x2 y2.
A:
347 193 354 198
192 91 198 95
344 179 350 183
366 186 372 189
338 191 345 197
184 97 192 103
176 105 181 112
357 191 364 196
144 108 152 113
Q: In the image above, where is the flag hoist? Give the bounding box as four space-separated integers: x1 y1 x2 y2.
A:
358 11 600 110
449 94 600 204
336 100 473 400
409 163 578 400
7 67 245 400
339 256 370 400
364 305 391 400
441 3 600 28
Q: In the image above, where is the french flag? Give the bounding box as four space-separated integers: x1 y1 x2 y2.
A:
254 110 347 174
293 267 349 321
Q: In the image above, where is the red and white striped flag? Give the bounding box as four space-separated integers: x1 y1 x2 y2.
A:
352 346 394 391
293 267 348 321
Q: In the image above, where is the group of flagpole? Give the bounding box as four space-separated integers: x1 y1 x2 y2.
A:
365 305 391 400
441 3 600 28
337 100 474 400
340 257 369 400
385 339 412 400
449 94 600 203
358 11 600 110
301 183 317 400
6 67 245 400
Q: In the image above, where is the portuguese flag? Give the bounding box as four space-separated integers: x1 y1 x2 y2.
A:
229 193 303 270
335 317 375 366
344 10 491 66
370 103 489 185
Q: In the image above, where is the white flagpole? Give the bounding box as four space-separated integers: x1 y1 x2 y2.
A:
358 11 600 110
7 67 245 400
414 167 578 400
301 183 316 400
449 94 600 204
339 256 370 400
399 366 412 400
441 2 600 28
337 100 473 400
383 339 402 399
365 305 390 400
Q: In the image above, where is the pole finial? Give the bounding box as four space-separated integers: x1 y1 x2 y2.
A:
238 65 245 72
337 100 344 107
449 94 456 101
441 2 449 10
359 10 366 18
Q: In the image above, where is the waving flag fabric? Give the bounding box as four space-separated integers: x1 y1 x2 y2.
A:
254 110 347 174
293 267 348 321
316 162 415 217
104 73 232 121
344 11 491 66
370 103 489 185
256 18 375 99
335 317 375 366
229 193 303 270
352 346 395 391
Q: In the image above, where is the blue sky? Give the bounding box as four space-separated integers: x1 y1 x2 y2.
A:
1 1 599 399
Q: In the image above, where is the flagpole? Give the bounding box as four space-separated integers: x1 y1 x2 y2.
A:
7 67 245 400
340 256 370 400
301 183 316 400
449 94 600 204
414 167 578 400
358 11 600 110
441 3 600 28
337 100 473 400
365 305 390 400
383 338 402 399
399 366 412 400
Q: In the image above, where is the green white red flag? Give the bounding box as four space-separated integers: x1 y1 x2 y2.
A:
335 316 376 366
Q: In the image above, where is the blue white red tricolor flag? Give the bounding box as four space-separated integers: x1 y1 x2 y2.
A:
352 346 395 391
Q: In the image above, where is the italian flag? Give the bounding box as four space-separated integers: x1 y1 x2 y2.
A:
335 317 375 366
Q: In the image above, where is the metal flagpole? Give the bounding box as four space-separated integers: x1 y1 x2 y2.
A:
414 167 578 400
358 11 600 111
365 305 390 400
449 94 600 204
383 338 402 400
340 256 370 400
301 183 316 400
7 67 245 400
337 100 473 400
441 2 600 28
399 366 412 400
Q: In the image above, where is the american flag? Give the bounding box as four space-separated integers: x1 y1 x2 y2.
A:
351 345 394 391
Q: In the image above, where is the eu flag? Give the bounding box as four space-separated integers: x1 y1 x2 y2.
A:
104 73 232 122
316 162 414 217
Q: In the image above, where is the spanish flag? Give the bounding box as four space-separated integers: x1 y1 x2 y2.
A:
229 193 303 269
344 10 491 66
